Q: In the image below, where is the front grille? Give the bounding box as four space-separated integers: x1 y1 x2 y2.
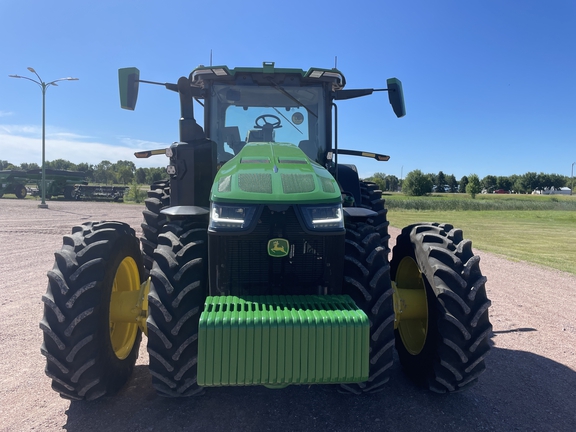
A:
281 174 315 194
238 173 272 194
209 206 344 296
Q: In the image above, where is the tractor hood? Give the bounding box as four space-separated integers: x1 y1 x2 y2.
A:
211 142 341 204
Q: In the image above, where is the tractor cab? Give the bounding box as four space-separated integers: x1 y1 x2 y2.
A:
190 62 343 168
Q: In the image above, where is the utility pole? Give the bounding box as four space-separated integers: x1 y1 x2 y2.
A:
570 162 576 195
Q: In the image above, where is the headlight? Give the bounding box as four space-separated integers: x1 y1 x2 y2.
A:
209 202 258 232
300 204 344 231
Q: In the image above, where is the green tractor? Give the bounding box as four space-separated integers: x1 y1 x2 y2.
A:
40 62 491 400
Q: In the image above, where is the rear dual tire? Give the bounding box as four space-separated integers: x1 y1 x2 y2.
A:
341 182 394 393
141 180 170 274
359 181 389 250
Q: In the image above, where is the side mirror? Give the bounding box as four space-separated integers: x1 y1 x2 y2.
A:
386 78 406 118
119 67 140 110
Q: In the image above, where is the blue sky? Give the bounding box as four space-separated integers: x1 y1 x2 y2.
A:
1 0 574 180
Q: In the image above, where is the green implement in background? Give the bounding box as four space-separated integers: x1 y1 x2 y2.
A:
0 169 86 199
0 170 30 198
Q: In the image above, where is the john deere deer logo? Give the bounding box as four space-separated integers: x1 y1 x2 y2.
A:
267 238 289 257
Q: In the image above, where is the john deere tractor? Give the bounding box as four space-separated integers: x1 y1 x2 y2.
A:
40 62 491 400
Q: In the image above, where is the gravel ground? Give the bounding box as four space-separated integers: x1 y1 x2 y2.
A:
0 199 575 432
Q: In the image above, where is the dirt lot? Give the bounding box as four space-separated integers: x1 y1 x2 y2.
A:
0 199 575 431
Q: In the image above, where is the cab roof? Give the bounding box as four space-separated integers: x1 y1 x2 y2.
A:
190 61 346 90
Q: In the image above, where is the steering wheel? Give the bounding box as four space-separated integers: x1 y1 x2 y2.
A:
255 114 282 129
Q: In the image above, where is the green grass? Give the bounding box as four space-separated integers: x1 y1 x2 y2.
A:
384 192 576 211
385 194 576 275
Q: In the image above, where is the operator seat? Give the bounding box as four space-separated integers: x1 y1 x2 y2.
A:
246 129 275 143
246 130 264 143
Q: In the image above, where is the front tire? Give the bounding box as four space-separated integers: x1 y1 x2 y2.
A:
340 222 395 394
147 220 208 397
40 222 144 400
390 223 492 393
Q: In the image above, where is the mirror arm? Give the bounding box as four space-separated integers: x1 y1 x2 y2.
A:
138 79 178 92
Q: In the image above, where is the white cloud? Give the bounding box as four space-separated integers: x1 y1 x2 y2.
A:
0 111 13 117
50 131 95 140
0 124 168 168
0 124 39 135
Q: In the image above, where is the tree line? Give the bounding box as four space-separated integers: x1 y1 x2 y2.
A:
1 159 571 195
0 159 167 186
365 170 572 196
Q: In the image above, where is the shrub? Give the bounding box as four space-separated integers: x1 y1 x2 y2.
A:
403 170 433 196
125 182 146 203
466 174 482 199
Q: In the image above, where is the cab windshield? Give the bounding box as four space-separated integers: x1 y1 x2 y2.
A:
208 83 327 164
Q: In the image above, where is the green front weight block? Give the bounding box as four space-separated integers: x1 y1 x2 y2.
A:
197 295 369 387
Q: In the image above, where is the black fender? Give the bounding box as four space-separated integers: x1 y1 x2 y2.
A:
337 164 362 207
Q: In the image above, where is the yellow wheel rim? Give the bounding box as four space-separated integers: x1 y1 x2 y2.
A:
395 256 428 355
109 256 140 359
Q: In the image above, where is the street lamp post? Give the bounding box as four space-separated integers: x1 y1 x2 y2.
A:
9 68 78 208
